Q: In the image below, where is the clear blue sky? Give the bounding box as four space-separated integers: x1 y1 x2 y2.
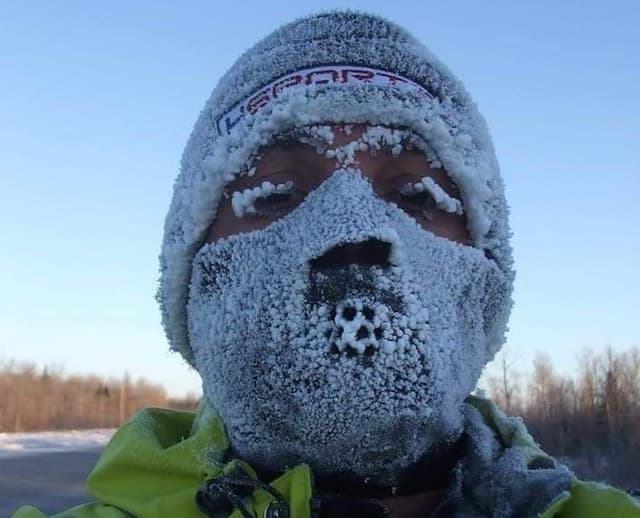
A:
1 1 638 397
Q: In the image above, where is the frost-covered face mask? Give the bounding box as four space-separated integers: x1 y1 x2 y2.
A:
188 169 509 485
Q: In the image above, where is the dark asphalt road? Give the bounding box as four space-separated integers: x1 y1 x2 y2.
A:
0 449 101 517
2 450 639 516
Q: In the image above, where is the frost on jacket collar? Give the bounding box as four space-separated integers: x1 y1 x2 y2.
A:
80 397 571 518
14 397 640 518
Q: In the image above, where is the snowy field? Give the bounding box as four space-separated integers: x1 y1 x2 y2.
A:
0 430 114 516
0 428 114 457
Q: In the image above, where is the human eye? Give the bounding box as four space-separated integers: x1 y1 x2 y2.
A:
231 180 304 218
393 177 463 221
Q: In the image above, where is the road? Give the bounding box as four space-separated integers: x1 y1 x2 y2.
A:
0 449 101 517
2 450 638 516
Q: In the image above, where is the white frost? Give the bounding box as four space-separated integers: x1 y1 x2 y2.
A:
400 176 464 216
0 429 114 458
231 180 293 217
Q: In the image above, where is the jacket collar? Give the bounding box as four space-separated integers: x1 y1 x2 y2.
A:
85 397 569 517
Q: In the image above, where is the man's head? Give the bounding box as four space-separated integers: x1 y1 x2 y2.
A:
158 11 513 485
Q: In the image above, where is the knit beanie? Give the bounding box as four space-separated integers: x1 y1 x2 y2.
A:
158 11 513 366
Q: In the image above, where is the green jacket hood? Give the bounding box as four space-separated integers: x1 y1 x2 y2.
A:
85 400 313 518
87 403 228 517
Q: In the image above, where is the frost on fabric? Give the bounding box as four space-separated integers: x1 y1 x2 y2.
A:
187 171 511 484
400 176 463 216
231 180 294 217
159 11 513 374
430 402 574 517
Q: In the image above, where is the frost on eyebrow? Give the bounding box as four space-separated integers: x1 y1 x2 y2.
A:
228 124 459 220
231 180 294 217
400 176 464 216
233 124 445 182
322 125 444 170
243 124 338 170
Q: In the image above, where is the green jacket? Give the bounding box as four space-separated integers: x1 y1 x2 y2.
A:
13 398 640 518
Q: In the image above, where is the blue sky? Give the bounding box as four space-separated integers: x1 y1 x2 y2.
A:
1 1 638 397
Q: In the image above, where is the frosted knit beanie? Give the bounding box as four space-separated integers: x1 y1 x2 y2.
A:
158 10 513 366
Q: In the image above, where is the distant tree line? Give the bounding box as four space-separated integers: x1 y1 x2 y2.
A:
0 359 198 432
2 348 638 491
486 346 640 491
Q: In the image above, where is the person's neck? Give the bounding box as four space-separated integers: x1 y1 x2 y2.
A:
380 489 444 518
253 433 466 517
311 432 465 497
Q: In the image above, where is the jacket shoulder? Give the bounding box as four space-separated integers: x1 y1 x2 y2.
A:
12 502 134 518
542 479 640 517
11 405 219 518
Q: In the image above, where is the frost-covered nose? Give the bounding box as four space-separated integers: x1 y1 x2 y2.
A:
309 238 392 269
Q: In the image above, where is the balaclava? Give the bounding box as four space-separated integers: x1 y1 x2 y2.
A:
158 11 514 486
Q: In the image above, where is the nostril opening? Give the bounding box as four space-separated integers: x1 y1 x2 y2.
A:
362 307 375 321
342 306 357 320
309 238 392 269
356 326 369 340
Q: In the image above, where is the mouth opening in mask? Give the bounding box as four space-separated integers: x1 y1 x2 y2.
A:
326 301 386 358
304 237 425 363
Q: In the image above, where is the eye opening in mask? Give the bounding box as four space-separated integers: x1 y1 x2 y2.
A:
398 188 439 222
252 188 306 217
386 176 464 223
208 124 472 247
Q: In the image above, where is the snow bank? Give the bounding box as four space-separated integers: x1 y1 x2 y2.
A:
0 429 114 457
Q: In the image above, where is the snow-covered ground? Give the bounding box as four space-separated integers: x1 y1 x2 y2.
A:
0 429 114 457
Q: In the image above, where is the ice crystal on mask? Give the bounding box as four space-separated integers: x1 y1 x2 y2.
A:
231 181 294 217
400 177 463 216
